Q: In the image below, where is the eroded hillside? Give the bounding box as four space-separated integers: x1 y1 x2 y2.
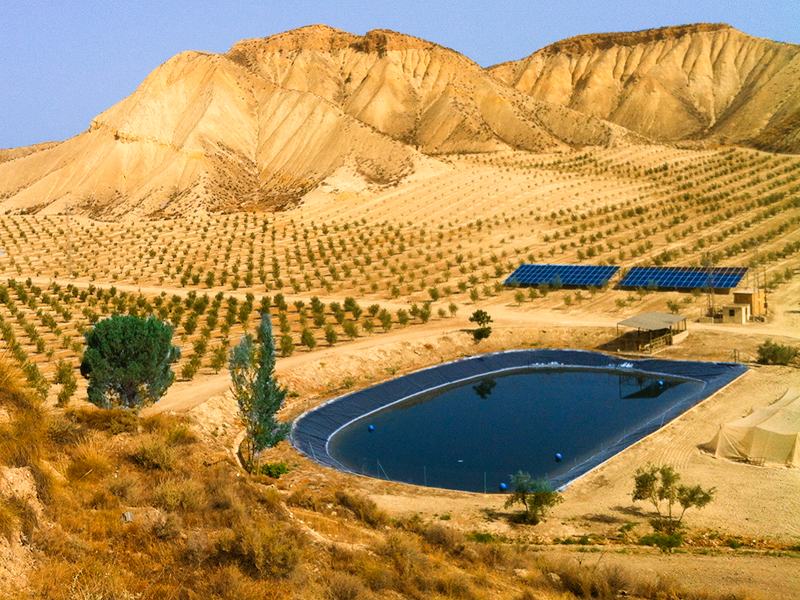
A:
0 25 635 220
489 23 800 151
1 23 799 220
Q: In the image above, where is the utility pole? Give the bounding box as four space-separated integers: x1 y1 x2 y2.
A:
752 245 761 317
704 251 715 322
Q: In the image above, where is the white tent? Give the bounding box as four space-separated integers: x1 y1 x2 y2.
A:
703 388 800 467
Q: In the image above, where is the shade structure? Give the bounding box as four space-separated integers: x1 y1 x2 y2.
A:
617 312 687 331
702 388 800 467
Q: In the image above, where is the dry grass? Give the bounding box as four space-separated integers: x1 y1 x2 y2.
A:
215 520 307 580
334 489 388 528
66 436 111 482
129 435 176 470
0 495 37 542
67 407 138 435
151 476 205 512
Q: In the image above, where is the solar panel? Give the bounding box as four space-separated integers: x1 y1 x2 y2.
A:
617 266 748 291
504 264 619 288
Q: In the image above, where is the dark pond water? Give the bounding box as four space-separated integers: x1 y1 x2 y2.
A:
328 368 704 492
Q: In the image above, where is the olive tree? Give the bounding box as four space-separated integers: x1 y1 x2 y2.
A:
632 464 715 534
80 315 181 411
469 309 492 341
504 471 562 524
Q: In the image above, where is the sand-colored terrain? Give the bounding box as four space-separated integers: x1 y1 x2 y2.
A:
1 21 800 599
491 23 800 152
3 23 800 219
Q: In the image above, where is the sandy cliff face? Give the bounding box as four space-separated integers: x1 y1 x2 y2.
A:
225 26 630 154
0 41 424 219
0 25 630 219
489 23 800 151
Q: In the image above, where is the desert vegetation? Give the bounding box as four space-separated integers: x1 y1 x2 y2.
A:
2 354 791 599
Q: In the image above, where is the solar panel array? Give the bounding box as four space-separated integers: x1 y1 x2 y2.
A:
617 266 748 291
504 264 620 288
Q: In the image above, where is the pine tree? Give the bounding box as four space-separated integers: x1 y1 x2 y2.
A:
229 313 291 472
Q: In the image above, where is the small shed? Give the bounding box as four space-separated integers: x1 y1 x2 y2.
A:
722 304 750 324
616 311 688 353
733 289 766 317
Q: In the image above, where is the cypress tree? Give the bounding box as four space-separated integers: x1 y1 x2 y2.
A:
229 312 290 471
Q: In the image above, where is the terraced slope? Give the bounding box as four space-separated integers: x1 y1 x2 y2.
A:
490 23 800 152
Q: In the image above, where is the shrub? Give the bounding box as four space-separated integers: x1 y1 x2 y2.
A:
638 532 684 553
130 436 176 470
67 437 112 482
756 339 798 365
0 496 38 542
108 474 142 504
325 572 367 600
334 490 388 528
258 462 290 479
152 477 205 512
68 407 139 434
424 523 465 555
215 520 304 579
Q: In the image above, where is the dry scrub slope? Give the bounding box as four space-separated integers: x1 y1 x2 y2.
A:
490 23 800 152
0 25 635 220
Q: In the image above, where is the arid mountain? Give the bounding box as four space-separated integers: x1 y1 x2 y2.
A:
489 23 800 152
0 43 427 219
223 26 631 154
1 23 798 219
0 25 633 219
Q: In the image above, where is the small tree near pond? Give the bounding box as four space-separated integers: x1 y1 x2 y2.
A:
504 471 562 524
469 309 492 341
229 312 291 473
632 464 715 536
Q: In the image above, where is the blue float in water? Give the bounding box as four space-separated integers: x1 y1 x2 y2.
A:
658 380 664 387
499 482 508 491
555 453 563 462
368 425 375 432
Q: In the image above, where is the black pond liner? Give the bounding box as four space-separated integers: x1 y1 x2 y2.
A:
290 349 747 491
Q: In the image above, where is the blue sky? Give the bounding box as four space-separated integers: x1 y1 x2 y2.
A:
2 0 798 149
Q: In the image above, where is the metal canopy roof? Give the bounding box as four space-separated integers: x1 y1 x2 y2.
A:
617 312 686 331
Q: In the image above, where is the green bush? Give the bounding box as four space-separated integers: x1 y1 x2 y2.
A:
757 339 798 365
638 532 683 553
259 462 290 479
